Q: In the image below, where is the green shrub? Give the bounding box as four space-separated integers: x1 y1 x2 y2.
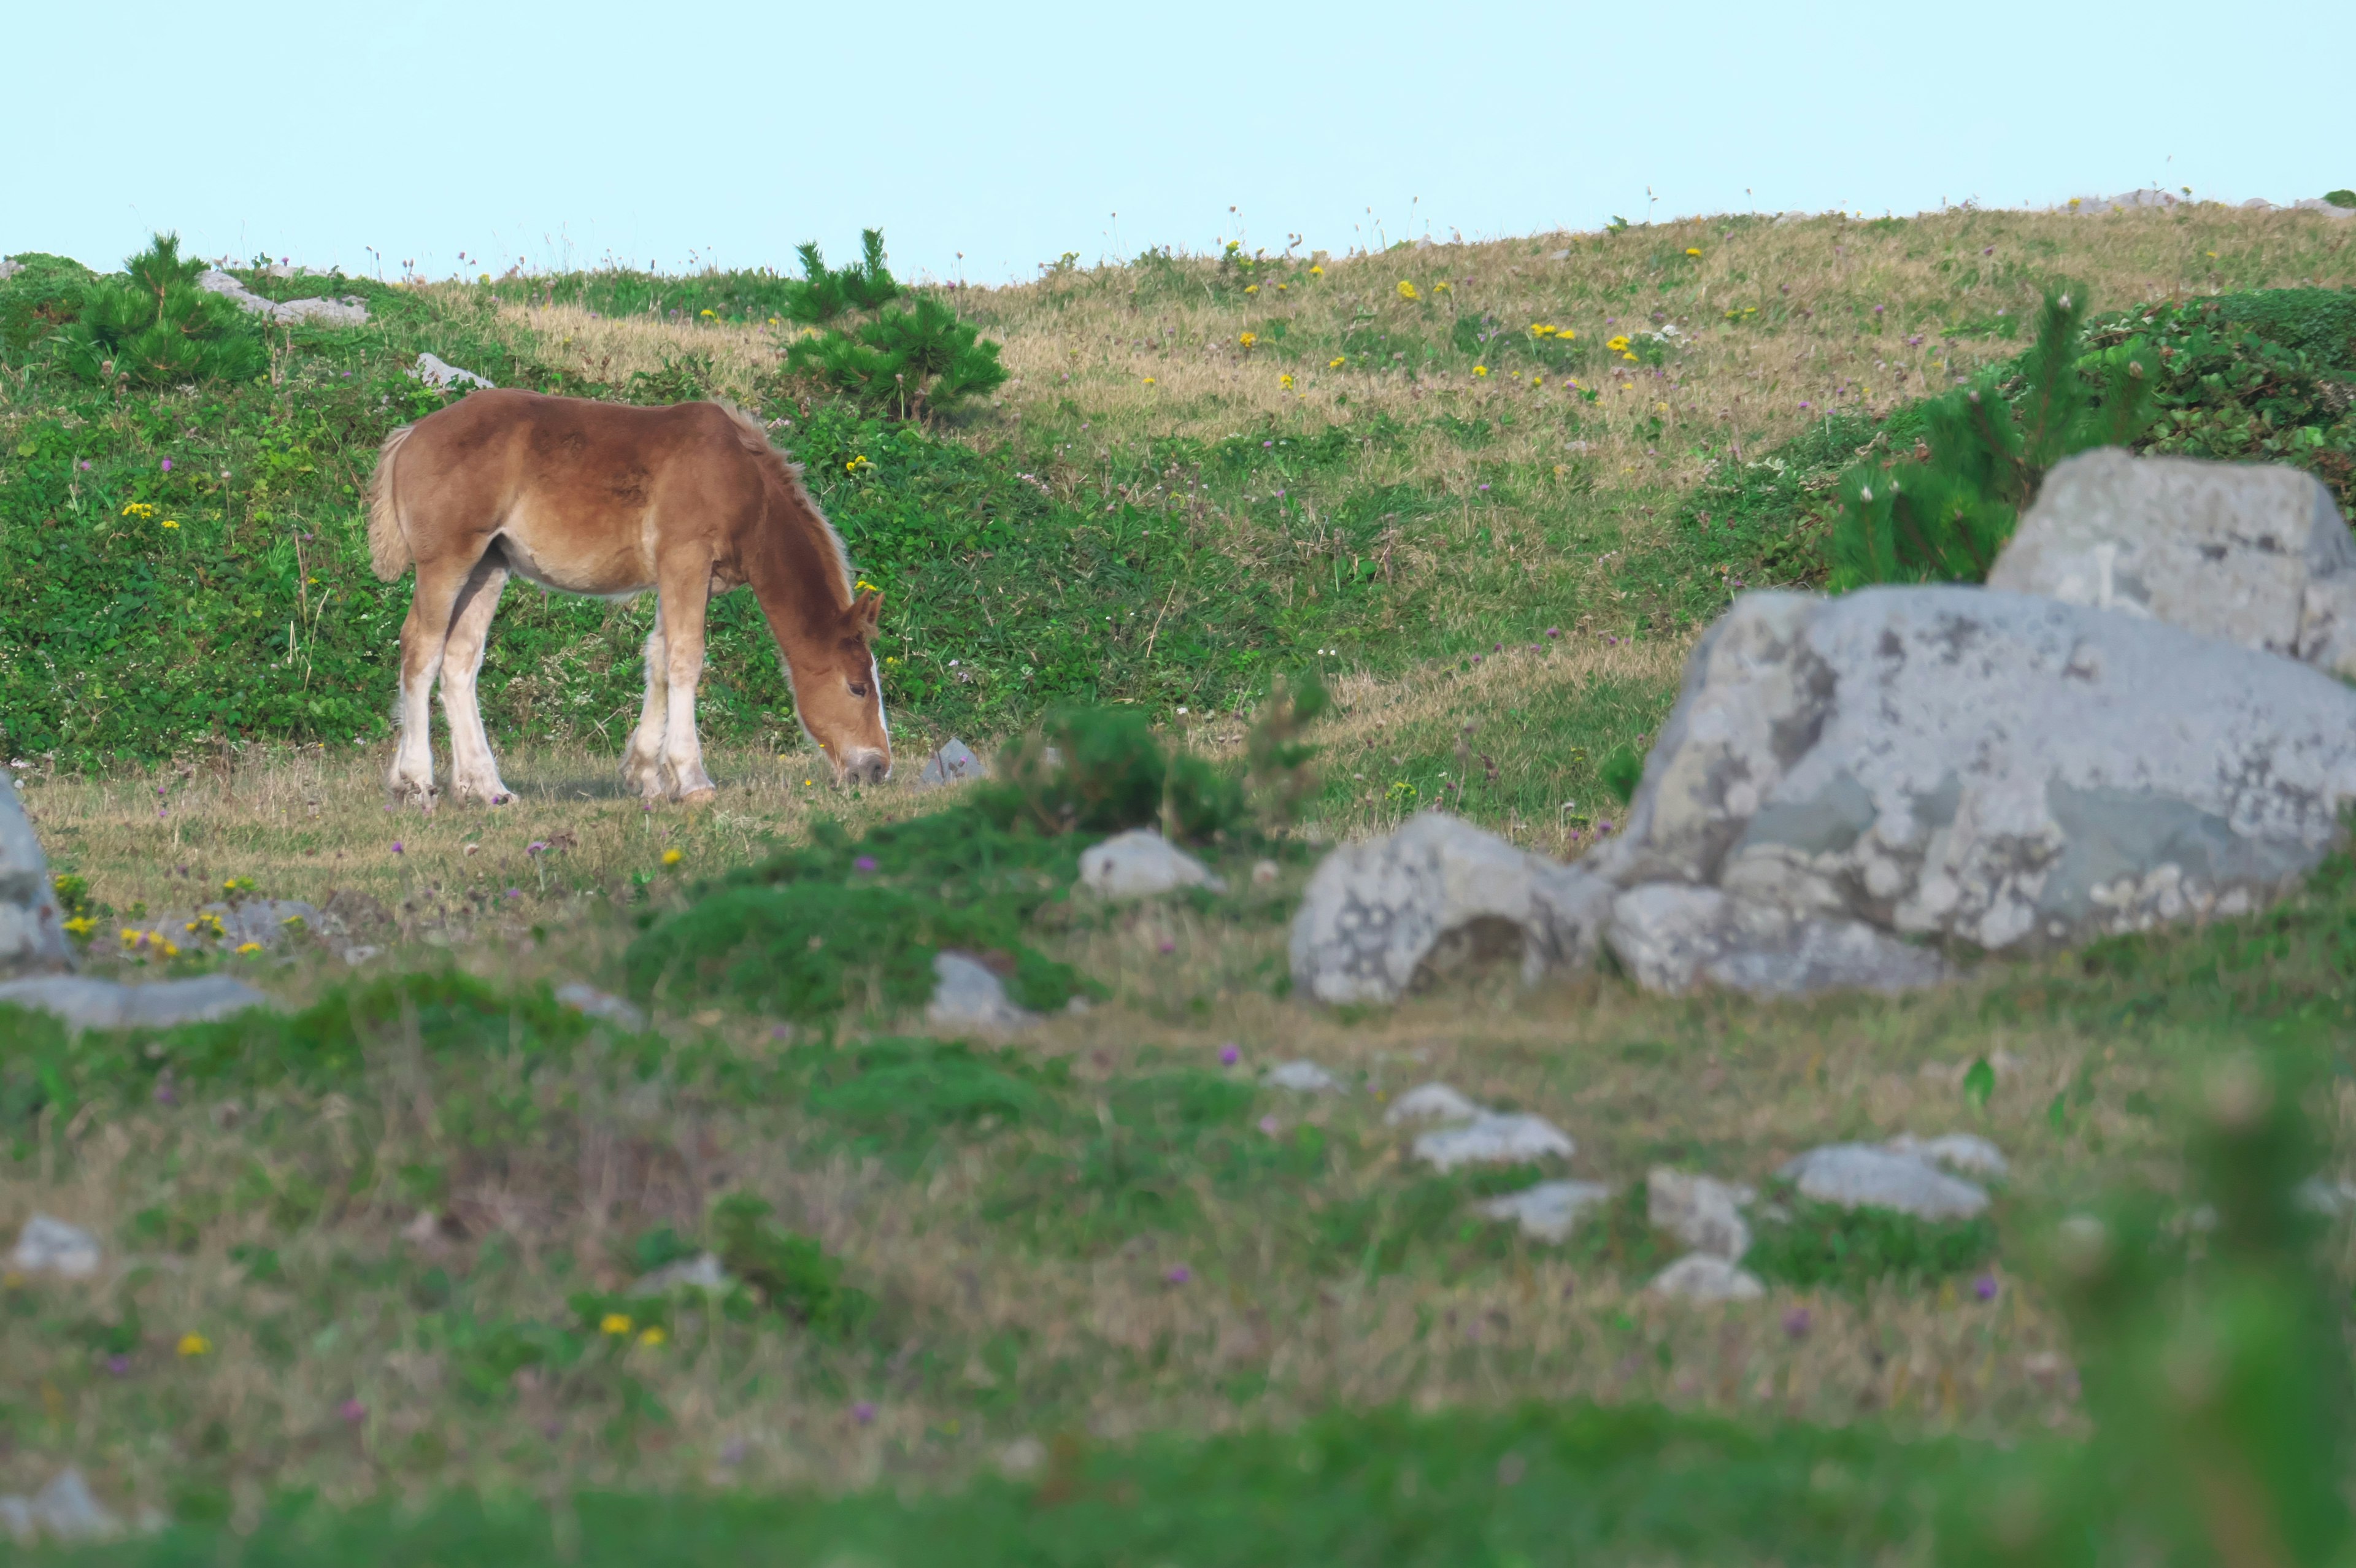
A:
1741 1186 1998 1294
1828 286 2160 589
707 1193 874 1338
779 229 901 325
50 233 269 388
788 293 1008 420
0 252 95 353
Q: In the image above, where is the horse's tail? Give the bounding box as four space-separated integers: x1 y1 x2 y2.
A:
366 425 414 582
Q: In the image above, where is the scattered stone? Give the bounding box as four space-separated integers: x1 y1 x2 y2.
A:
1263 1059 1341 1093
1988 448 2356 677
926 950 1036 1032
2293 198 2356 220
1887 1132 2009 1180
554 982 648 1032
2296 1176 2356 1216
0 974 271 1032
631 1251 734 1296
1646 1169 1754 1260
1585 586 2356 991
195 268 369 326
0 258 20 281
11 1213 101 1279
1250 859 1279 886
1479 1179 1614 1243
340 945 383 966
1779 1143 1990 1221
1382 1081 1482 1126
998 1435 1049 1479
1079 829 1223 899
412 352 495 391
1412 1112 1574 1173
0 782 71 979
1289 812 1614 1005
0 1469 120 1545
1647 1254 1765 1302
914 738 984 789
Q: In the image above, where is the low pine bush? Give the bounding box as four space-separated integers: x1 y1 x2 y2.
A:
1828 286 2160 588
50 233 269 388
774 228 1006 420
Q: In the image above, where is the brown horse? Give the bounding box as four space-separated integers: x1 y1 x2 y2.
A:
366 390 890 807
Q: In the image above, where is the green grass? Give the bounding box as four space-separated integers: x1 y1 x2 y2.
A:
37 1399 1971 1567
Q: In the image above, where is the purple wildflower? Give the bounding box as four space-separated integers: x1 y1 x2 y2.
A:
1974 1274 1998 1302
1783 1307 1811 1339
1158 939 1176 955
852 1401 877 1424
1165 1265 1192 1285
160 458 172 472
340 1399 367 1424
1258 1115 1279 1135
527 840 548 854
391 842 404 855
853 855 878 874
1596 819 1614 834
1218 1043 1239 1066
107 1355 133 1377
1546 628 1560 639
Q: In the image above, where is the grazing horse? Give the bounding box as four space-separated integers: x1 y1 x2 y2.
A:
366 390 890 806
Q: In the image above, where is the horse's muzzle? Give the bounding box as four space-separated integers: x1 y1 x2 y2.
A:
837 747 891 786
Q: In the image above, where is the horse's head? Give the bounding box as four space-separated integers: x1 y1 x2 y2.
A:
799 587 892 786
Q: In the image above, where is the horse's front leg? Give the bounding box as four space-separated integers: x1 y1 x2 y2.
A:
620 611 671 799
653 557 718 802
439 555 514 805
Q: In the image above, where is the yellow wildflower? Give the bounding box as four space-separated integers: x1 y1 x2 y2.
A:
1530 375 1543 387
1685 247 1702 258
601 1313 633 1336
1605 335 1630 353
638 1326 668 1347
1622 352 1639 363
1530 323 1555 337
661 848 683 867
177 1332 212 1357
1309 265 1324 277
1472 365 1488 377
161 519 180 529
1275 283 1287 291
61 916 94 938
1396 281 1419 301
1244 284 1258 294
121 502 155 519
845 455 871 474
1328 357 1345 369
768 316 780 326
1239 332 1257 349
699 309 715 318
1142 377 1155 385
158 940 179 958
1279 373 1294 390
235 942 262 956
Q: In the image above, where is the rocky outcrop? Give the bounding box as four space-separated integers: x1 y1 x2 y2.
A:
0 785 70 978
1288 813 1612 1004
196 268 369 326
914 739 984 789
1582 586 2356 993
412 352 494 391
1988 448 2356 677
0 974 271 1032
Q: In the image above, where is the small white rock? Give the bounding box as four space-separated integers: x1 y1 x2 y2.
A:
1078 829 1223 899
1646 1169 1754 1261
555 982 648 1032
1647 1253 1765 1302
998 1435 1049 1479
1263 1059 1341 1093
1 1470 121 1543
1383 1082 1482 1126
1779 1143 1990 1220
631 1251 734 1296
11 1213 101 1279
1887 1132 2009 1180
926 950 1036 1032
1479 1180 1613 1243
1413 1112 1574 1173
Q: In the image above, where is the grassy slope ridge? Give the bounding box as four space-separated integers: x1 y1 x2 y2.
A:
6 206 2352 773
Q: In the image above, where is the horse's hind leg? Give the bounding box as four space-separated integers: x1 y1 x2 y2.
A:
439 553 514 805
388 553 479 807
620 609 670 799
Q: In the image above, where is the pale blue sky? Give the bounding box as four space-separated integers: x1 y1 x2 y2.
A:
12 1 2353 285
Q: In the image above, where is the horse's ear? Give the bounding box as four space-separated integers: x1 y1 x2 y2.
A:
852 588 883 635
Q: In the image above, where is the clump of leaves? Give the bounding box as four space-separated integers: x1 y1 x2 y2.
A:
0 252 96 355
1829 286 2160 588
1243 671 1331 829
1600 743 1644 805
1937 1053 2352 1568
50 233 268 388
779 229 900 326
1742 1183 1998 1294
708 1194 873 1338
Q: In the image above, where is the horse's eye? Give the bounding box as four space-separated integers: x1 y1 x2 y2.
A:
848 680 869 698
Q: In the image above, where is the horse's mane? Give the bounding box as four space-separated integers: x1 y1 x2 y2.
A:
718 403 854 605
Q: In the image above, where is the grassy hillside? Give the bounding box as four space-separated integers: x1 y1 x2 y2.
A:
9 206 2356 1563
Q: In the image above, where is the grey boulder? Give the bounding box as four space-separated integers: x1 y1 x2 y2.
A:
1887 1132 2009 1180
0 1469 119 1545
1647 1168 1754 1261
413 352 495 391
1411 1112 1574 1172
1263 1059 1341 1093
11 1213 101 1279
1647 1254 1765 1302
1587 586 2356 978
926 950 1034 1032
1988 448 2356 677
0 974 271 1032
1382 1081 1483 1124
1290 812 1612 1005
1779 1143 1990 1221
1479 1180 1614 1243
0 784 71 978
1079 829 1222 899
555 982 649 1032
196 268 368 326
913 738 984 789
